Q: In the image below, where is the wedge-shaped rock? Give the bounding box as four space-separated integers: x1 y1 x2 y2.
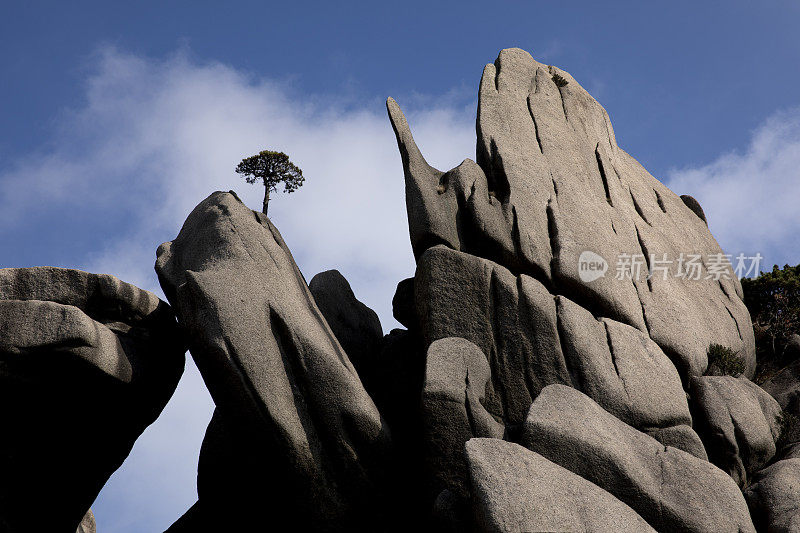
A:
416 245 690 431
0 267 184 532
388 47 754 379
466 438 655 533
422 337 503 500
521 384 755 533
744 458 800 532
156 191 391 531
691 375 781 486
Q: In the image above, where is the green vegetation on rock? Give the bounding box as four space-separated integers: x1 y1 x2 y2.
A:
705 343 746 377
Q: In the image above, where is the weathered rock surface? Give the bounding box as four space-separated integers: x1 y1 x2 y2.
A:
648 424 708 461
388 47 754 380
0 267 185 532
422 337 504 500
156 191 392 531
744 458 800 533
309 269 383 383
522 384 755 533
466 438 656 533
691 375 781 486
416 244 690 431
76 509 96 533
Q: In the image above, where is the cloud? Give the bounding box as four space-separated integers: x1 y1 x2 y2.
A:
0 47 474 531
667 107 800 271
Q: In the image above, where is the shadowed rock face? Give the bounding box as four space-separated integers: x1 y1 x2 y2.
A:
0 267 185 532
309 269 383 385
421 337 504 501
745 458 800 532
156 191 392 531
388 47 754 380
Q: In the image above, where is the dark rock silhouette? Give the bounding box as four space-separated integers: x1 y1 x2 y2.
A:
391 277 416 329
309 268 383 384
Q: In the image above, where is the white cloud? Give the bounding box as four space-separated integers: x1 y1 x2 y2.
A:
0 47 474 531
667 107 800 270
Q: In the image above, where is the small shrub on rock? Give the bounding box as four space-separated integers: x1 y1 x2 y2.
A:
705 343 746 377
551 72 569 87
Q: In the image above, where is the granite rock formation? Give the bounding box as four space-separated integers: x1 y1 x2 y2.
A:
155 191 393 531
0 267 184 532
387 48 754 381
2 47 798 533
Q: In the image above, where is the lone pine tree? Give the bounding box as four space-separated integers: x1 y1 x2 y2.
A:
235 150 304 215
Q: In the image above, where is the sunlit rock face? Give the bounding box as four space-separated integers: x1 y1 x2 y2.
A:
388 47 754 382
384 47 766 532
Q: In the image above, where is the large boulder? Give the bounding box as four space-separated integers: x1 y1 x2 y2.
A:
0 267 185 531
156 191 392 531
309 269 383 383
0 267 185 532
744 458 800 532
416 244 690 431
421 337 503 501
466 438 655 533
521 384 755 533
690 375 782 486
388 47 754 380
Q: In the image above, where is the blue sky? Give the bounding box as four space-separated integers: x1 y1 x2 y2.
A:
2 1 799 531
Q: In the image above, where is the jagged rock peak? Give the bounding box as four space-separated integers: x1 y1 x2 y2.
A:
387 47 754 380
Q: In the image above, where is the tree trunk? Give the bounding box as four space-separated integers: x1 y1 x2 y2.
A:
262 185 270 216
